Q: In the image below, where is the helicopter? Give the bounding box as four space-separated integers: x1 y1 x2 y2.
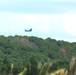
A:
25 28 32 32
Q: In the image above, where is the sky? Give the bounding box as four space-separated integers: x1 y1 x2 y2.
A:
0 0 76 42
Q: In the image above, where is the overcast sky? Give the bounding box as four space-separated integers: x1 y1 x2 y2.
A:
0 0 76 42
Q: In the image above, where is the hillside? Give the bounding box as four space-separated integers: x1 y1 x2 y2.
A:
0 35 76 75
0 35 76 62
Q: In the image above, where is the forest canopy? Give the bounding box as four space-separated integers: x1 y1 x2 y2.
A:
0 35 76 75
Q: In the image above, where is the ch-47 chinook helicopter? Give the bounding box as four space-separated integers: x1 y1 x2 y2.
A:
25 28 32 32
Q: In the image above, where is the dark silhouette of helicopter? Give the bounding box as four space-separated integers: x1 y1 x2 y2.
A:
25 28 32 32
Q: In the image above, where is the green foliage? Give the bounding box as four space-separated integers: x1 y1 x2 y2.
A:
26 56 52 75
0 35 76 74
67 56 76 75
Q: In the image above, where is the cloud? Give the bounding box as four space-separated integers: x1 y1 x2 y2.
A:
0 12 51 36
65 25 76 36
63 13 76 36
0 1 76 14
0 12 76 42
